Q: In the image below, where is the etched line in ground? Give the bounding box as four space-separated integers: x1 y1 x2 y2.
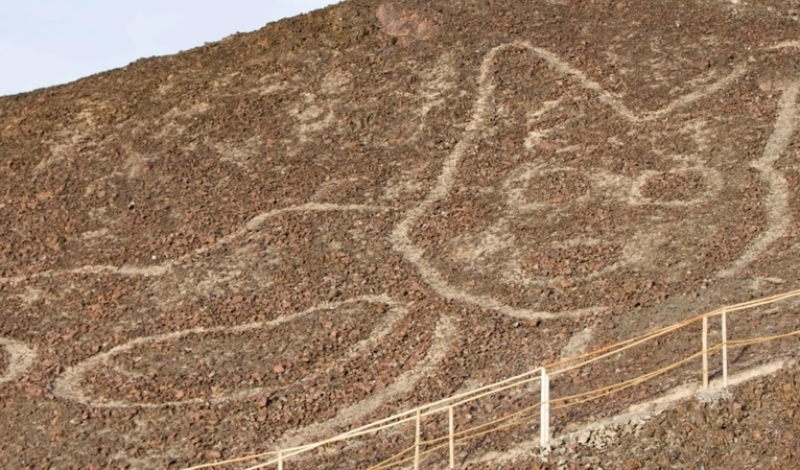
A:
0 337 37 385
52 295 410 407
0 202 393 285
51 296 457 451
392 41 794 320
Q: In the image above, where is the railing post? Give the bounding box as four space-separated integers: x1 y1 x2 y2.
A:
448 406 455 469
722 308 728 388
277 450 283 470
702 315 709 389
540 367 550 449
414 408 421 470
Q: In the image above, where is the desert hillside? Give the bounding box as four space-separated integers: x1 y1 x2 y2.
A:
1 1 800 469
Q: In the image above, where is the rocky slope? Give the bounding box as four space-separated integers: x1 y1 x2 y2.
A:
1 0 800 468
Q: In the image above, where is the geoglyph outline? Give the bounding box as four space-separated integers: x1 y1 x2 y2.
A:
0 35 799 467
0 200 459 447
0 336 37 385
391 40 799 320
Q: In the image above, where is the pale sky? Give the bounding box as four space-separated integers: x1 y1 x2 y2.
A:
0 0 343 97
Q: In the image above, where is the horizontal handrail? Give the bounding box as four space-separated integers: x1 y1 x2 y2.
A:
186 288 800 470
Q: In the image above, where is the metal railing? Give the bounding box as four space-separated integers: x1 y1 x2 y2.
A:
186 289 800 470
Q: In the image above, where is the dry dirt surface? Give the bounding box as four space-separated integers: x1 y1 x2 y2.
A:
2 0 800 468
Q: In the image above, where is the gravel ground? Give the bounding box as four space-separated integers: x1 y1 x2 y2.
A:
1 0 800 468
